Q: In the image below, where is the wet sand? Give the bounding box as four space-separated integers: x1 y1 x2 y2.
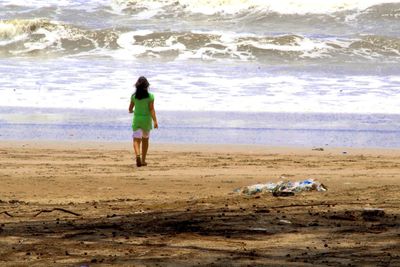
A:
0 141 399 266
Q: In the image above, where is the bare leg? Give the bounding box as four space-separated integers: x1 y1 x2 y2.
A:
133 138 142 157
141 137 149 165
133 138 142 167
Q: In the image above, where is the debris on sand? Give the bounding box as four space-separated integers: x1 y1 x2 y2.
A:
362 208 385 221
236 179 327 196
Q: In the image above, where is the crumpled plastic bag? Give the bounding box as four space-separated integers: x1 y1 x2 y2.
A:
236 179 327 195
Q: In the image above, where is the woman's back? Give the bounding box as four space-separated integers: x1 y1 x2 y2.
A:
132 93 154 116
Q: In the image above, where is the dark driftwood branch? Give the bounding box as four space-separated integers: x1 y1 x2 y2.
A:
270 203 337 209
270 202 367 209
0 211 14 217
34 208 81 217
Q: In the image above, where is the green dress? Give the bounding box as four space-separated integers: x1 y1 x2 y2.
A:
131 93 154 132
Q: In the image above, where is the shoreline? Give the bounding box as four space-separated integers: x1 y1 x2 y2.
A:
1 106 400 148
2 139 400 155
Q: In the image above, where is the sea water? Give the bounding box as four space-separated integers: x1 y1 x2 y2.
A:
1 0 400 147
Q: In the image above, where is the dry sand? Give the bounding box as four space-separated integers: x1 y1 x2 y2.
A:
0 141 399 266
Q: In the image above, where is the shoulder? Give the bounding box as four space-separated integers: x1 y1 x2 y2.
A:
131 94 135 101
149 92 155 101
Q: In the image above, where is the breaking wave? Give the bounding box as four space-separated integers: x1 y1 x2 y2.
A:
3 0 400 15
0 19 119 57
1 19 400 62
111 0 400 15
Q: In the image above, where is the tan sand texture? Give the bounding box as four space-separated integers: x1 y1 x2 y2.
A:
0 141 399 266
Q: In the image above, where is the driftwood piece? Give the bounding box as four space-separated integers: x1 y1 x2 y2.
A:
0 211 14 217
269 201 370 209
34 208 81 217
271 203 337 209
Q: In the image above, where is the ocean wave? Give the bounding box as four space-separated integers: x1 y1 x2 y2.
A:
2 2 400 40
112 0 400 16
360 2 400 18
3 0 400 16
0 18 48 39
0 19 119 56
1 19 400 62
1 0 110 8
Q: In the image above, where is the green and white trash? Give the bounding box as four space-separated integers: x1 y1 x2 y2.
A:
236 179 327 196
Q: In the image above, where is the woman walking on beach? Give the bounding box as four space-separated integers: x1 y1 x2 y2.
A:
129 76 158 167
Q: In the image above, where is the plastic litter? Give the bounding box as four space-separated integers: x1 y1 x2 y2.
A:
237 178 327 196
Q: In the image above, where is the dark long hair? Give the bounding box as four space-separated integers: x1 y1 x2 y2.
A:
134 76 150 100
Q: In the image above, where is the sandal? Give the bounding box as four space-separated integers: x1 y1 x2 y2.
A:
136 156 142 167
141 161 147 167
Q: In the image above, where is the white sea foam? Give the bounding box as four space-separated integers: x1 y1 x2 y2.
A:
0 19 61 48
0 22 23 40
112 0 400 15
0 18 45 39
116 31 152 55
247 36 332 59
1 0 70 7
1 59 399 115
111 30 343 61
0 22 29 46
1 16 399 62
0 19 106 56
1 0 110 8
114 30 186 58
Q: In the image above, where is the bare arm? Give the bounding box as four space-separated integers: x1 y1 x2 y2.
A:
149 100 158 129
128 101 134 113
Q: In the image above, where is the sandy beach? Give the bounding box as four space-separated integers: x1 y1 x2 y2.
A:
0 141 399 266
2 1 400 266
